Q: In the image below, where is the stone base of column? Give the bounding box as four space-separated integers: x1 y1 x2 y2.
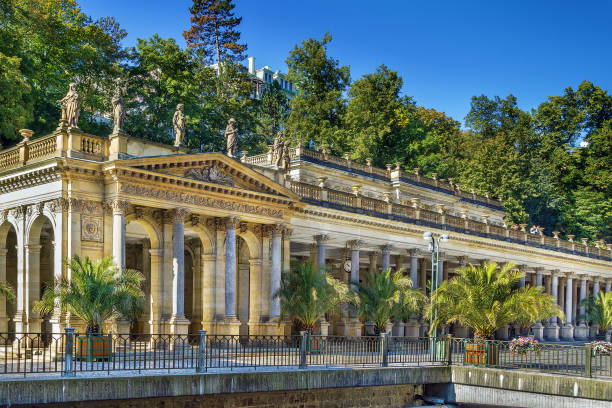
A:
392 322 405 337
200 320 217 335
405 319 420 337
544 323 560 341
419 322 429 337
363 321 375 336
334 320 348 336
247 321 286 336
216 317 241 335
148 319 164 335
168 315 190 336
319 320 330 337
347 319 362 337
560 324 574 341
531 322 544 341
453 325 470 339
589 325 599 339
111 318 131 335
495 325 509 340
574 323 589 341
13 311 27 334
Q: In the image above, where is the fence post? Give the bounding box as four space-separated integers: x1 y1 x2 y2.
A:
196 330 207 373
299 331 308 369
380 332 388 367
64 328 75 377
585 343 592 378
446 334 452 366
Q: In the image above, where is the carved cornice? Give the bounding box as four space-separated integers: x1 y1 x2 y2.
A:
0 166 64 194
226 216 240 230
45 198 68 213
120 183 284 219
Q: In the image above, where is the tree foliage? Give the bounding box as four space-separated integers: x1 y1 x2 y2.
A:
428 262 563 339
578 291 612 332
35 256 144 334
0 280 16 303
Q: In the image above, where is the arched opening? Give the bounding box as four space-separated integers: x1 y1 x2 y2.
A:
0 223 18 334
27 216 54 333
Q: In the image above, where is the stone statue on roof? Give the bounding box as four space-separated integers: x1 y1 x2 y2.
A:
173 104 186 147
58 82 81 129
111 87 125 134
224 117 238 157
273 131 284 167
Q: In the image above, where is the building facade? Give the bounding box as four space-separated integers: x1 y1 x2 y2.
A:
0 128 610 341
247 56 297 99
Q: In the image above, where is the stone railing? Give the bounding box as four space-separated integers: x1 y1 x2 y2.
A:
245 145 503 210
0 130 109 171
288 180 611 262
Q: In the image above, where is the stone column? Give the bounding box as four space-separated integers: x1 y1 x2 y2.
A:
110 200 129 270
348 240 363 337
169 209 189 335
212 218 226 322
12 209 27 334
574 276 589 340
224 217 239 324
404 249 420 337
270 224 283 320
314 234 328 271
0 249 8 332
531 269 544 341
437 256 444 286
544 272 560 341
368 251 379 272
24 244 42 333
148 248 163 334
560 274 574 340
381 245 391 272
140 240 151 332
591 279 601 337
606 280 612 293
200 253 216 333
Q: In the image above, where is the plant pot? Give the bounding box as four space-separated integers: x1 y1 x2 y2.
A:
75 335 112 362
464 342 498 366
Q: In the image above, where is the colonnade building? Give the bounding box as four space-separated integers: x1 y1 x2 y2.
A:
0 128 610 341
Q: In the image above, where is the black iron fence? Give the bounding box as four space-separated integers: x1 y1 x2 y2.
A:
0 331 610 379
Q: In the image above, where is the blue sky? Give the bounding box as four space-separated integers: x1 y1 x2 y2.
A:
80 0 612 125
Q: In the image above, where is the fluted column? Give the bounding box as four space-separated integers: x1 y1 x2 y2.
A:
544 272 560 341
314 234 328 271
531 268 544 340
25 244 42 333
348 240 363 336
110 200 129 270
224 217 240 326
169 208 189 335
149 248 164 334
0 249 8 332
437 256 445 286
405 249 421 337
270 224 283 319
593 280 600 298
381 245 391 272
591 279 601 337
560 273 575 340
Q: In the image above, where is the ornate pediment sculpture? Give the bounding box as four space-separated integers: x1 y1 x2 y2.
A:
184 165 234 187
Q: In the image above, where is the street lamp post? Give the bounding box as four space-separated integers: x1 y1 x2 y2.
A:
423 231 449 360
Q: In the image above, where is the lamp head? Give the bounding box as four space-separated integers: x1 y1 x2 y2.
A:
422 231 433 241
439 234 450 242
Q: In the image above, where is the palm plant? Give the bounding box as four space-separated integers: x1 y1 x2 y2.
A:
35 256 145 335
579 292 612 333
274 260 354 332
427 262 564 340
0 280 16 303
354 268 426 334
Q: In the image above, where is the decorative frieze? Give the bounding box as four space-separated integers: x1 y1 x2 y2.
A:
120 183 283 219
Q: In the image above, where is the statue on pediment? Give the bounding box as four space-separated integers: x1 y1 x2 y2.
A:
184 165 234 187
111 87 125 134
272 131 284 167
281 143 291 171
58 82 81 128
173 104 186 147
224 118 238 157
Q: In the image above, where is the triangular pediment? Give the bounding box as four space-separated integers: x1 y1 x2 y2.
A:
112 152 300 201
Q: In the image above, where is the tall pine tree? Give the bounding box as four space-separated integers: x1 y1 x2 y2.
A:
183 0 247 70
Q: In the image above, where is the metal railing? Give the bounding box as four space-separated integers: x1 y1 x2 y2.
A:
0 331 610 379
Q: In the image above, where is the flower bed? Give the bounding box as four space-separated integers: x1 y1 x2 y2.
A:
591 341 612 356
509 336 541 355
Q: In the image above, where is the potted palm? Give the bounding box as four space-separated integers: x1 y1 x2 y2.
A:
274 260 354 335
35 256 144 361
354 268 425 334
579 292 612 341
428 262 563 366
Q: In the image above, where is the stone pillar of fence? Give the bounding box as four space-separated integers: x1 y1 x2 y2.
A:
64 327 75 377
196 329 206 373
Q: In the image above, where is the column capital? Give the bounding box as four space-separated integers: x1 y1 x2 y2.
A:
108 199 129 215
578 274 589 281
380 244 393 254
455 255 469 267
564 272 576 279
171 208 189 223
348 239 364 251
225 216 240 230
68 197 83 213
45 197 69 213
314 234 329 244
271 223 285 237
284 227 293 238
408 248 423 258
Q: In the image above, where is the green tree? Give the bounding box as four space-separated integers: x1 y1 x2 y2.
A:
353 268 425 334
0 52 32 144
285 33 350 150
428 262 563 339
254 81 289 153
274 260 354 332
0 280 16 303
35 256 144 334
578 292 612 333
183 0 246 69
